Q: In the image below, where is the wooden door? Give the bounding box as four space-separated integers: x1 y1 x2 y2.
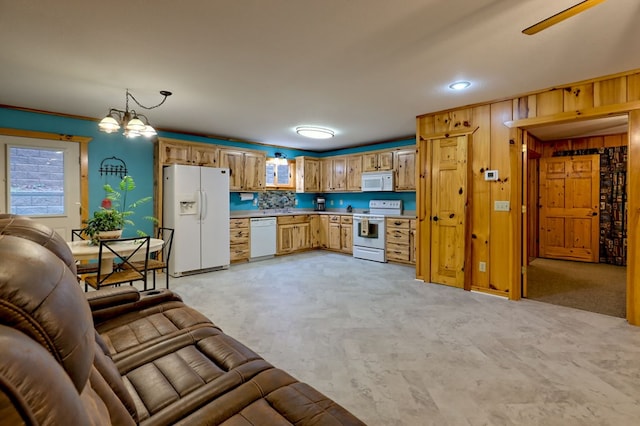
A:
332 158 347 191
219 149 244 190
362 153 378 172
277 224 295 254
243 152 265 191
328 222 341 250
395 149 416 190
539 154 600 262
191 145 218 167
346 155 362 191
430 136 468 288
378 151 394 171
319 159 331 191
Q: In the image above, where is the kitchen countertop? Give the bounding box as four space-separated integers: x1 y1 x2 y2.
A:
230 209 416 219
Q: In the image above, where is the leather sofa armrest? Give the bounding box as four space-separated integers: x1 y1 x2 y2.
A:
90 289 183 325
86 287 141 311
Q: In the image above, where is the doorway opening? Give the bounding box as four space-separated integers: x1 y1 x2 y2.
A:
523 115 628 318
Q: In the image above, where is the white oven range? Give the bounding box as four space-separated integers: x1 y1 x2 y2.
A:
353 200 403 263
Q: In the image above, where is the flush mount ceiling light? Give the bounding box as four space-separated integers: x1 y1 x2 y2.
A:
448 81 471 91
98 89 172 138
295 126 335 139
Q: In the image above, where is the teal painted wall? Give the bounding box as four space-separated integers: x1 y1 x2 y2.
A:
0 107 416 231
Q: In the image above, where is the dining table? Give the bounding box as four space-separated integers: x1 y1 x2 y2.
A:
67 238 165 275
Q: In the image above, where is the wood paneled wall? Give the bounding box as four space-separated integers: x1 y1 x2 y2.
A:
416 69 640 325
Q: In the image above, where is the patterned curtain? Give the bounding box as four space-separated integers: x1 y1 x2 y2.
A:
552 147 627 265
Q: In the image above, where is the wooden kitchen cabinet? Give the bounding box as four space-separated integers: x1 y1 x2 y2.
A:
394 148 416 191
346 155 362 191
318 215 329 248
385 217 415 264
310 215 322 248
362 150 393 172
219 148 266 191
327 215 352 253
277 215 312 254
320 157 347 192
159 139 219 167
340 216 353 253
295 156 320 193
230 218 250 263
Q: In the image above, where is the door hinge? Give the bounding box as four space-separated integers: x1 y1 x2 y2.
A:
521 266 526 275
521 205 526 214
522 144 527 153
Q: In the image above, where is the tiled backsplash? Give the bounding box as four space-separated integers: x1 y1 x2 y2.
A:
257 191 295 209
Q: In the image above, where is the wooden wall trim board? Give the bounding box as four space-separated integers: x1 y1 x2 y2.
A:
504 100 640 129
628 109 640 325
0 128 91 224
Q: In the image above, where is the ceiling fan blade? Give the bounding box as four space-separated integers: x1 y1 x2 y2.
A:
522 0 607 35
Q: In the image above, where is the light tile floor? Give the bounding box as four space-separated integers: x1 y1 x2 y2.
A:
166 251 640 425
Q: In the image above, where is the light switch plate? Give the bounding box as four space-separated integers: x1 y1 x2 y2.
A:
494 201 510 211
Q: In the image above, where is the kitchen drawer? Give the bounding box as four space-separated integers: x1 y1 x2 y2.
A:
328 215 341 223
386 243 411 262
230 218 249 228
386 228 410 243
230 228 250 242
340 216 352 224
277 215 310 225
386 218 411 229
230 243 249 261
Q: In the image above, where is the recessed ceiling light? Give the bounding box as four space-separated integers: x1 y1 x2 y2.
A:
295 126 335 139
448 81 471 91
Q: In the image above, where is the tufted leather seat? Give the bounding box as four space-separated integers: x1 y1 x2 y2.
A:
0 218 366 426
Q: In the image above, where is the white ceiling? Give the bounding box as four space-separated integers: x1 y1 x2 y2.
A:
1 0 639 151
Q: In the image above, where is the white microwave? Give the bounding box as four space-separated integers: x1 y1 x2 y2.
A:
361 171 394 192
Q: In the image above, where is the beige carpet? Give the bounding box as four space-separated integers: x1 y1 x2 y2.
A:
527 258 626 318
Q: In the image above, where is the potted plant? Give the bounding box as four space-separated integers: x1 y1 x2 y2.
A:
83 175 156 244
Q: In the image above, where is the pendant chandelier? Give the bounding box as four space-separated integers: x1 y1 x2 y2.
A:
98 89 172 138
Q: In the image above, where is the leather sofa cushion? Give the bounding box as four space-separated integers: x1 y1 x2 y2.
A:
0 235 95 393
0 214 77 274
0 325 93 425
95 301 214 362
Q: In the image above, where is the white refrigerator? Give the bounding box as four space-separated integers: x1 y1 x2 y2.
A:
163 164 230 277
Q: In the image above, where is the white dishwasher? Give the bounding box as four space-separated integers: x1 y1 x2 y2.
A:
250 217 277 260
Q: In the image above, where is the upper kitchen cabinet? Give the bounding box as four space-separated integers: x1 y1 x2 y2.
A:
346 155 362 191
320 157 346 192
394 148 416 191
219 148 266 191
362 150 393 172
158 139 219 167
295 156 320 193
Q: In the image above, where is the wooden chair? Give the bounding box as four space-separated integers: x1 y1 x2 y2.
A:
84 236 150 292
71 228 100 277
123 227 174 289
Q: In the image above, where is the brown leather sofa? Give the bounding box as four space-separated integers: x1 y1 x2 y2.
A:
0 215 365 425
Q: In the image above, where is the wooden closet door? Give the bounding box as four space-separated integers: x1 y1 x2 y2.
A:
539 154 600 262
430 136 468 288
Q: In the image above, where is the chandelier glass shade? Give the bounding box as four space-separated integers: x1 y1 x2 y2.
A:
98 89 171 138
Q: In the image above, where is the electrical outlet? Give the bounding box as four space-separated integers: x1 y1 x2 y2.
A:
252 198 257 206
294 198 298 206
479 262 486 272
494 201 510 211
339 199 343 205
330 200 334 205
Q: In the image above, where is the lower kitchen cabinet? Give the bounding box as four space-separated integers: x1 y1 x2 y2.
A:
277 215 312 254
385 218 416 265
230 218 250 262
327 215 352 254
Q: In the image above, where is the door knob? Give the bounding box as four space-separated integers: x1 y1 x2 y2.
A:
433 216 439 222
